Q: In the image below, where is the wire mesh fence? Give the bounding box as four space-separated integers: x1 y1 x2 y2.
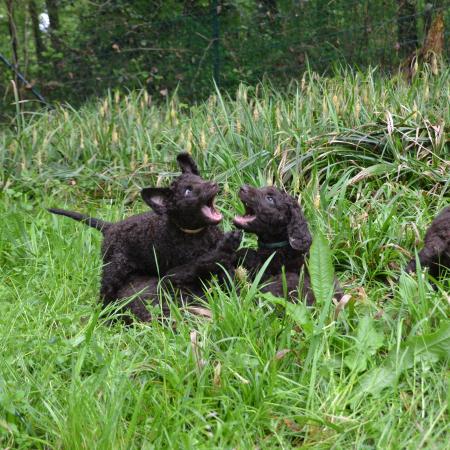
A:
0 0 449 113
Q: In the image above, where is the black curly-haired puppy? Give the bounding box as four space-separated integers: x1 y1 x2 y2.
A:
233 185 342 304
405 206 450 279
49 153 238 308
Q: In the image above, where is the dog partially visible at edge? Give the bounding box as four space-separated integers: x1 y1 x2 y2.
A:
405 205 450 280
48 153 241 318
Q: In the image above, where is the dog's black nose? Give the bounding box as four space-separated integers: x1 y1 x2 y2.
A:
240 185 249 193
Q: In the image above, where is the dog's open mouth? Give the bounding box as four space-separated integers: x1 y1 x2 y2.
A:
201 197 222 224
233 202 256 228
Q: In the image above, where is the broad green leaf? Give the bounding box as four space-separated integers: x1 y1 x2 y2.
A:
344 316 384 373
399 320 450 371
263 294 314 336
284 302 314 336
356 366 398 397
308 231 335 306
353 321 450 400
301 232 335 386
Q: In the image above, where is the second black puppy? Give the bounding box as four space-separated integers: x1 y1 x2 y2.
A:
233 185 342 304
49 153 231 307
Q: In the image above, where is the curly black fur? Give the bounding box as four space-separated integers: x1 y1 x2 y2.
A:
48 153 233 312
115 275 201 322
115 275 164 322
233 185 342 304
405 206 450 279
115 230 242 321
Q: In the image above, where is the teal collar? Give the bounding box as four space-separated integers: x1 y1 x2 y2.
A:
258 240 290 249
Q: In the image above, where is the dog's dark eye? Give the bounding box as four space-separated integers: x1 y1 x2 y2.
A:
266 195 274 204
184 188 192 196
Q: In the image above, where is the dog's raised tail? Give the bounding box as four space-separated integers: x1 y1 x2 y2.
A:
48 208 110 232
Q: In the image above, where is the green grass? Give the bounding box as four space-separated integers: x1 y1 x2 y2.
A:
1 67 449 449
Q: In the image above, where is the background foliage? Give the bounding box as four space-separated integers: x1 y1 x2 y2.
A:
0 0 449 116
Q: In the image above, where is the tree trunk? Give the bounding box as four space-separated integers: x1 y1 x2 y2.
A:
45 0 61 53
28 0 46 64
262 0 277 15
259 0 277 20
5 0 20 100
399 12 444 81
397 0 418 57
23 4 30 74
424 1 443 37
5 0 19 70
183 0 204 16
258 0 277 35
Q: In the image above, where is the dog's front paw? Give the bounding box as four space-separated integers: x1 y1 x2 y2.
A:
166 270 192 286
219 230 243 252
405 260 416 274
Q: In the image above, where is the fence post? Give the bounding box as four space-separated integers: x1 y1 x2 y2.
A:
212 0 220 87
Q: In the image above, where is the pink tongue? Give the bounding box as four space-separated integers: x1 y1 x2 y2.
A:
201 205 223 222
234 215 256 226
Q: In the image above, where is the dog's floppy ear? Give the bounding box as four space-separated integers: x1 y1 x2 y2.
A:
141 187 171 215
177 152 200 175
287 196 312 252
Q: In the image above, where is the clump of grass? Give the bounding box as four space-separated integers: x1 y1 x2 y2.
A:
0 68 449 448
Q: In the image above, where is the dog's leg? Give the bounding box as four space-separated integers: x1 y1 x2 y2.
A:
100 252 136 306
406 245 440 274
166 231 242 286
236 248 262 272
167 250 235 286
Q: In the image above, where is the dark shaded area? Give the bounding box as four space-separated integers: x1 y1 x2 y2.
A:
0 0 448 114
